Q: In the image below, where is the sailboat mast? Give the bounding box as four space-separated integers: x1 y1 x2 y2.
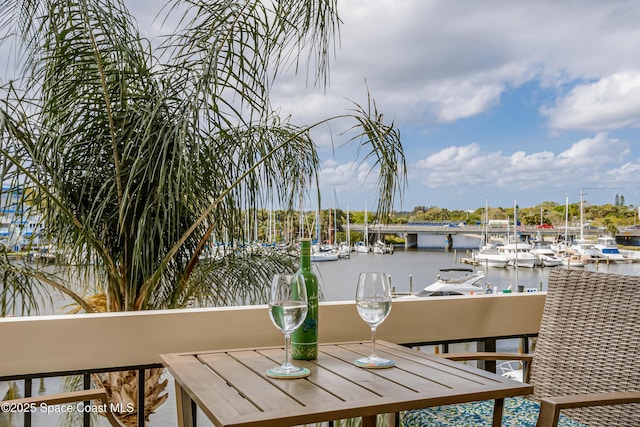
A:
315 208 321 244
347 205 351 247
564 195 569 243
483 199 488 246
514 200 519 289
329 206 332 245
364 201 369 246
579 188 585 241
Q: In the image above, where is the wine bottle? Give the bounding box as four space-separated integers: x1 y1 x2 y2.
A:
292 238 318 360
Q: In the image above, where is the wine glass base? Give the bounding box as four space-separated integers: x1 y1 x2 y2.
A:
354 357 395 369
266 366 310 379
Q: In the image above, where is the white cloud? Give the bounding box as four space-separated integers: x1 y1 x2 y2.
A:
413 133 635 190
270 1 640 131
607 162 640 183
557 133 629 165
544 72 640 131
318 160 377 193
424 81 505 123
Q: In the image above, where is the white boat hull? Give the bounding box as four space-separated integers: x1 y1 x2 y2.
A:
310 252 338 262
476 255 509 268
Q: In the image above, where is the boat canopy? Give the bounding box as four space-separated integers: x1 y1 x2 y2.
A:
438 268 474 273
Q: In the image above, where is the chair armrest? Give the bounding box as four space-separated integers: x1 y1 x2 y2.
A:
441 352 534 363
1 388 123 427
536 391 640 427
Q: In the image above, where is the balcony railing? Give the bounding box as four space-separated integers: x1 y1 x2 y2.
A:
0 293 545 426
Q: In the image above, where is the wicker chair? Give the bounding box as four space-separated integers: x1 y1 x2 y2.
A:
402 268 640 427
0 388 124 426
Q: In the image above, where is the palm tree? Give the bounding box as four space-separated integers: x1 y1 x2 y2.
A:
0 0 406 423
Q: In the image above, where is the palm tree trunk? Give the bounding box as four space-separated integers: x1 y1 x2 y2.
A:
95 368 168 426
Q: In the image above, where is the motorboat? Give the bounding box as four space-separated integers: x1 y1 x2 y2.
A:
498 361 524 382
531 244 563 267
594 236 629 263
496 242 537 268
560 253 588 267
568 239 601 261
474 244 509 268
400 268 485 297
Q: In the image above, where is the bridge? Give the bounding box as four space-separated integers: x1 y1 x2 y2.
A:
348 223 588 249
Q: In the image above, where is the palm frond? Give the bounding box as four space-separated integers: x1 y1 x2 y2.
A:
0 0 404 316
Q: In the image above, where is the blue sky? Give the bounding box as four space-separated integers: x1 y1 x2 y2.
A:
5 0 640 213
268 1 640 212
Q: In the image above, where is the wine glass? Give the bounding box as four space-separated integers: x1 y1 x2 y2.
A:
355 272 394 368
266 273 310 378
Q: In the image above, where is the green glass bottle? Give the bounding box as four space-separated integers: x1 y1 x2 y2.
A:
292 238 318 360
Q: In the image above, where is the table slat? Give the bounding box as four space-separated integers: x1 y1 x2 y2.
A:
198 351 307 412
161 354 257 423
257 348 382 401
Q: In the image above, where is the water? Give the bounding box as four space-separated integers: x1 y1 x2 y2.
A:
314 247 640 301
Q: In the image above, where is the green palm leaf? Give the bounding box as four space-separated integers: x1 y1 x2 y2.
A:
0 0 405 316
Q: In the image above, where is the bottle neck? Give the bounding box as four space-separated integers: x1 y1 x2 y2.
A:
300 240 311 270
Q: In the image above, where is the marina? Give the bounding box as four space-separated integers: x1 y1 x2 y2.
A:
312 247 640 302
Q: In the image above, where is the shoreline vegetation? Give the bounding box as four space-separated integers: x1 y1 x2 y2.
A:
5 201 637 260
231 200 640 247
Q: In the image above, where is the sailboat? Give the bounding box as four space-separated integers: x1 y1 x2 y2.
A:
337 205 352 258
474 200 509 268
567 190 600 262
354 202 371 253
498 202 537 269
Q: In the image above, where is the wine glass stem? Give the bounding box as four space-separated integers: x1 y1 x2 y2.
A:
284 333 292 368
370 326 377 359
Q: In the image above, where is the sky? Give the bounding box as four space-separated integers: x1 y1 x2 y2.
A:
267 0 640 212
6 0 640 213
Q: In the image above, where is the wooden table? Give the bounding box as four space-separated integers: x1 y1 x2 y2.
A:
161 340 533 427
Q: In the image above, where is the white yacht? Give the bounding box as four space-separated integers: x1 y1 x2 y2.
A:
399 268 485 297
474 244 509 268
530 244 563 267
568 239 601 261
594 236 628 263
496 241 537 268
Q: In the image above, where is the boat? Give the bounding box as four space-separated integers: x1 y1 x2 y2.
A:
474 201 509 268
594 235 629 263
373 240 393 254
310 251 339 262
337 242 352 258
530 244 563 267
496 241 537 268
309 242 339 262
474 244 509 268
498 361 524 382
398 268 485 297
560 253 588 267
568 239 601 261
354 241 370 253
